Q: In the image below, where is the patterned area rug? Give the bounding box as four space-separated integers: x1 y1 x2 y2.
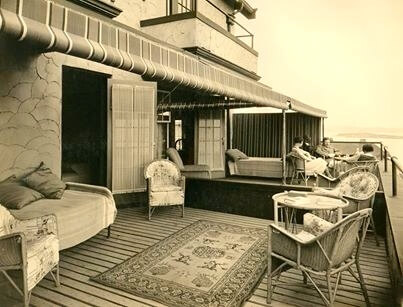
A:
92 220 268 307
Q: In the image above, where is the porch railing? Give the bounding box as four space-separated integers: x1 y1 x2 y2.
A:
383 147 403 196
165 0 254 48
331 140 384 160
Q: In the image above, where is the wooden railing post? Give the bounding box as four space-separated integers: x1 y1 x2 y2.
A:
392 158 397 196
384 147 388 172
380 143 383 160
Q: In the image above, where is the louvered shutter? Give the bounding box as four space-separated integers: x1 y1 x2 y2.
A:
109 80 156 193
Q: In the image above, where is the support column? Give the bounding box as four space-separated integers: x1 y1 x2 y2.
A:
321 117 325 140
226 109 231 149
282 110 287 185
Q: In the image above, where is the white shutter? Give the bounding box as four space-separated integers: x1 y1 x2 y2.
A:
109 81 156 193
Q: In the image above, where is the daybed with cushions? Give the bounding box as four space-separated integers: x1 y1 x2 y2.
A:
226 149 290 179
0 162 116 250
11 182 116 250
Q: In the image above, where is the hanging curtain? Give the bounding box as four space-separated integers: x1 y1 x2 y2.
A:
232 113 321 157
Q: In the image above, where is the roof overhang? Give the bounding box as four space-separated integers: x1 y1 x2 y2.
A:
0 0 285 110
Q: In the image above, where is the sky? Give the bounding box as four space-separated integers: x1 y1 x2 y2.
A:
238 0 403 132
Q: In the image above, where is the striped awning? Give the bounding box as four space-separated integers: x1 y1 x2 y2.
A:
0 0 288 109
289 98 327 118
269 91 327 118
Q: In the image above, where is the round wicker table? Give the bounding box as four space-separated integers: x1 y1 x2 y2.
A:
272 191 348 232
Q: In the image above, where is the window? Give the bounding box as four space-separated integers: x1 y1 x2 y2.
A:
169 0 195 15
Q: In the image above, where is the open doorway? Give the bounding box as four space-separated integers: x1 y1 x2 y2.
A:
169 110 195 165
61 66 109 186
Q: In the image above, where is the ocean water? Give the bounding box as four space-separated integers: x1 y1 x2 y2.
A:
380 138 403 160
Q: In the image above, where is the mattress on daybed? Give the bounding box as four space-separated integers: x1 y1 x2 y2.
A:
11 188 116 250
231 157 284 178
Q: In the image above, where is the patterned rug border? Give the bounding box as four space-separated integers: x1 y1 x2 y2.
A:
91 219 268 307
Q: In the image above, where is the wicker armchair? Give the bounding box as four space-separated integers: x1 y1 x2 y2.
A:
288 155 314 186
316 166 369 188
314 170 380 245
0 205 59 306
344 159 379 174
267 209 372 306
144 159 185 220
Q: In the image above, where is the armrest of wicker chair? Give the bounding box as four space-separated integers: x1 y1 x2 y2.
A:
315 173 337 187
270 224 318 245
342 194 373 215
16 214 58 242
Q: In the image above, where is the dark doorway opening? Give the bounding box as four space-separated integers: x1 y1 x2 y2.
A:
62 66 109 186
169 110 195 165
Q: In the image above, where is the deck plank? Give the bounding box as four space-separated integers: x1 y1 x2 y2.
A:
17 207 391 306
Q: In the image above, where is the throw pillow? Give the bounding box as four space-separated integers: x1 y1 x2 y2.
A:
226 149 248 161
23 162 66 199
303 213 334 236
0 177 44 209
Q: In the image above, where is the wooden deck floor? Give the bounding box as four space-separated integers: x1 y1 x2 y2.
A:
5 207 393 307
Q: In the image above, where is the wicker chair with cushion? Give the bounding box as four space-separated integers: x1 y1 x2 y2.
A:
288 154 315 186
344 159 379 174
314 170 380 245
316 166 369 188
166 148 212 179
144 160 185 220
267 209 372 306
0 205 59 306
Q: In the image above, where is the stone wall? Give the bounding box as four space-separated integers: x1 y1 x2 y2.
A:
0 38 141 180
0 40 61 180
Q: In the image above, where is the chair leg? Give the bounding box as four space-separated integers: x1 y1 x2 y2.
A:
107 225 111 238
148 207 152 221
24 292 31 307
23 266 29 307
52 264 60 287
267 263 286 304
304 271 331 306
370 215 380 246
303 175 309 186
326 271 339 306
182 205 185 218
290 172 295 185
266 259 272 304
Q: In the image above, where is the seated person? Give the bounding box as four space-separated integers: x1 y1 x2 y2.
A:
315 137 345 175
338 144 377 170
315 137 342 159
357 144 377 161
302 135 315 156
291 136 333 177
